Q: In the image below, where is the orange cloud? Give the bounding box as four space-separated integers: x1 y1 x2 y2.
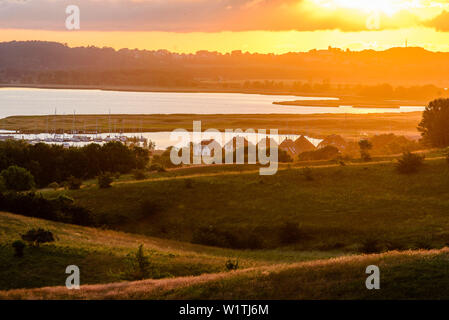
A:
0 0 442 32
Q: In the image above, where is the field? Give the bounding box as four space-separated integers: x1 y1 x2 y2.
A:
2 238 449 299
2 130 449 299
39 155 449 252
0 112 423 139
0 211 343 291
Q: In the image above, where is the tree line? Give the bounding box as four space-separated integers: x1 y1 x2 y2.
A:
0 141 149 188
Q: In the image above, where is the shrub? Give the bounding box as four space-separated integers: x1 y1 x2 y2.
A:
48 182 59 190
55 194 75 206
191 226 264 249
97 172 114 189
278 222 303 245
21 228 55 247
225 259 239 271
184 178 193 189
132 169 147 180
0 177 6 192
122 244 151 280
396 151 425 174
140 199 160 217
12 240 25 257
149 163 166 172
359 238 382 254
0 166 35 191
302 167 314 181
298 146 340 161
64 205 92 226
66 176 82 190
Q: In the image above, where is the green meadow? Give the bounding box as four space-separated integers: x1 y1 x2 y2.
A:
42 157 449 252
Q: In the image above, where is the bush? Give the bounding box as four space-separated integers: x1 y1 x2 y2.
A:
396 152 425 174
97 172 114 189
122 244 151 280
359 238 382 254
21 228 55 247
149 163 166 172
0 166 35 191
225 259 239 271
64 205 92 226
66 176 82 190
298 146 340 161
140 199 160 217
302 167 314 181
278 222 302 245
48 182 59 190
132 169 147 180
192 226 264 249
184 178 193 189
12 240 25 257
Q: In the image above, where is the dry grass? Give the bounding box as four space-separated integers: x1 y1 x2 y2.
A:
2 248 448 300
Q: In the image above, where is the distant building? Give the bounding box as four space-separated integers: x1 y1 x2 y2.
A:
318 134 347 151
280 136 316 156
257 138 278 150
224 136 254 153
193 139 221 157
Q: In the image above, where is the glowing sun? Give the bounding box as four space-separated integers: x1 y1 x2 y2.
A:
312 0 416 16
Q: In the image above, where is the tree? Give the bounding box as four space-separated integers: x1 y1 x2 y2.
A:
418 98 449 147
359 139 373 161
0 165 35 191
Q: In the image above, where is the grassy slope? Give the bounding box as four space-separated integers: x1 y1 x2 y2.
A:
0 212 343 291
43 157 449 251
2 248 449 299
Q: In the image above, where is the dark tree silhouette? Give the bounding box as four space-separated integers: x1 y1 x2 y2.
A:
358 139 373 161
418 98 449 148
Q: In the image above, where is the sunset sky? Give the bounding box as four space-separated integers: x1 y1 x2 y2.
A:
3 0 449 53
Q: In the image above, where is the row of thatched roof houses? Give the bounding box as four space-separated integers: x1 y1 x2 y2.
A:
194 134 348 157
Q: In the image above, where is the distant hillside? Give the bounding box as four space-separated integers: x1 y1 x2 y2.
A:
2 41 449 88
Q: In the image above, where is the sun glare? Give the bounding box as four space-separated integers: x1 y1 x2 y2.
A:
312 0 417 16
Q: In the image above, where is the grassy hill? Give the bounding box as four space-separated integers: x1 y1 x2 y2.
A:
42 157 449 252
2 247 449 299
0 212 343 291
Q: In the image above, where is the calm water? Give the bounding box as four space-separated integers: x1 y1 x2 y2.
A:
0 88 424 117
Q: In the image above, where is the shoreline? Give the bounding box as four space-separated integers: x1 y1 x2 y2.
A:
0 112 423 139
0 83 337 98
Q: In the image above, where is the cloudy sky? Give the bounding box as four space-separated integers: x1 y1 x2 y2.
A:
2 0 449 52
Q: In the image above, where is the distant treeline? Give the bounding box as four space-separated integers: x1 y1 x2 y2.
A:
0 140 149 187
3 41 449 88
